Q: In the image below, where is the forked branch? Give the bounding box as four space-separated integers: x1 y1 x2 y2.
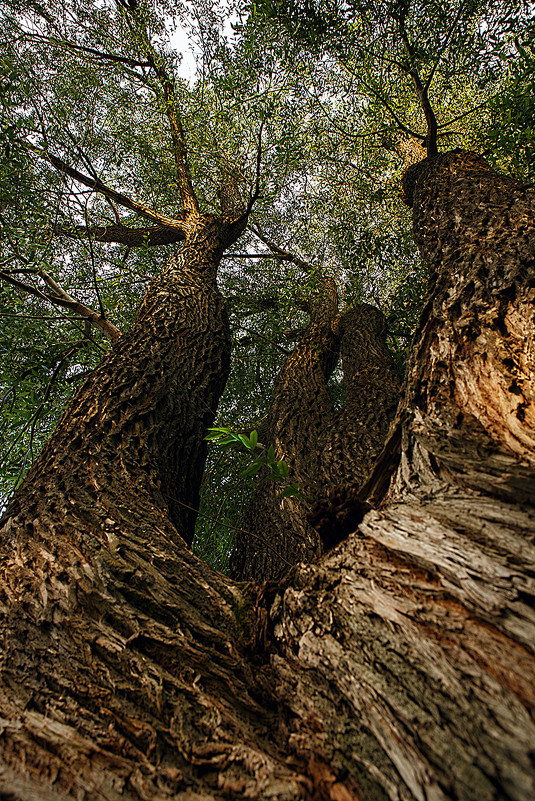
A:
0 269 121 343
394 2 439 156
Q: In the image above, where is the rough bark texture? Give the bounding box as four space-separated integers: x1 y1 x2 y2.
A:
0 151 534 801
5 216 243 547
266 151 535 801
231 292 401 581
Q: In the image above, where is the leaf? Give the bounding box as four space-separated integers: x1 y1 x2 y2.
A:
216 436 238 446
219 441 239 452
206 427 232 434
240 460 263 477
281 484 301 498
277 459 289 478
249 429 258 449
267 444 276 465
238 433 253 449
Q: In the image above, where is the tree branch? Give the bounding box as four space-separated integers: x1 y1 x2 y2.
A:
31 147 191 232
27 33 152 69
0 269 122 343
423 0 467 93
235 324 292 355
117 2 199 215
250 226 312 274
396 12 439 156
246 119 265 214
338 62 425 143
52 222 186 246
84 203 106 320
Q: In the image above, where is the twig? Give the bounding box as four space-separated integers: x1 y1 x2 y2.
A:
250 225 312 274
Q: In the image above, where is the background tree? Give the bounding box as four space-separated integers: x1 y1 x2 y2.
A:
230 252 401 580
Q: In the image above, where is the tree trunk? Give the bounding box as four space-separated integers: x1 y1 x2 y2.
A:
4 216 244 547
1 152 534 801
266 151 535 801
230 276 340 580
231 291 401 581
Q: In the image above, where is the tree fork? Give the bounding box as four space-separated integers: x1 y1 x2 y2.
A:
231 284 401 581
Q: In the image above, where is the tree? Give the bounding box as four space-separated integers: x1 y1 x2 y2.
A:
0 0 268 541
1 1 535 799
230 259 401 580
226 0 534 579
2 144 535 800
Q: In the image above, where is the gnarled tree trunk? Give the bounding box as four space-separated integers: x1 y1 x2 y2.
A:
231 290 401 581
0 152 534 801
266 151 535 800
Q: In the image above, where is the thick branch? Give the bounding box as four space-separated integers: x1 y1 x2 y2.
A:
33 149 191 231
53 222 186 247
153 62 200 214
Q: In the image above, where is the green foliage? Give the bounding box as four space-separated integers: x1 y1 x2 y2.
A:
485 35 535 179
205 426 302 495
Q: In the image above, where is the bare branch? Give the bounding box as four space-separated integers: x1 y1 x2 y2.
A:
250 226 312 274
246 119 265 214
424 0 468 93
223 253 281 259
396 14 439 156
84 203 107 320
437 97 495 129
235 324 292 355
338 62 425 143
27 33 152 69
0 269 122 343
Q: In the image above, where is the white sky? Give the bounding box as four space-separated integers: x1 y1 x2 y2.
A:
169 23 199 84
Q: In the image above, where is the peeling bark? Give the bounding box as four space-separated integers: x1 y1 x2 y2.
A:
0 152 534 801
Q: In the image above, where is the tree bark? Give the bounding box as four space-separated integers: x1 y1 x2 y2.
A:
230 276 340 580
231 290 401 581
3 215 245 548
1 152 534 801
266 151 535 800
